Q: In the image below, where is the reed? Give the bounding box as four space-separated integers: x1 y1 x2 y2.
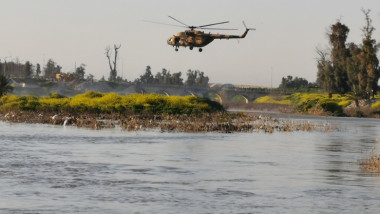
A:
360 147 380 173
0 110 337 133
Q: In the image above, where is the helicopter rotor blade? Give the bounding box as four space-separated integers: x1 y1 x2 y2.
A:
142 20 185 28
243 21 247 29
168 16 189 27
198 21 230 28
198 27 238 31
242 21 256 30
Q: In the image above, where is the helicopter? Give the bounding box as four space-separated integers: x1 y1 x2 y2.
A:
146 16 255 52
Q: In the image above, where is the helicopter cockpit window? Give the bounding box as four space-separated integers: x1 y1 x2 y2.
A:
168 38 173 42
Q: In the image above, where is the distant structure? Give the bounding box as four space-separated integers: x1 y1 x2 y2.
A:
209 83 263 89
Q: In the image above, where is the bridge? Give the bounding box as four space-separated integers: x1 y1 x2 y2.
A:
134 84 209 97
212 87 273 104
12 81 276 103
135 85 276 104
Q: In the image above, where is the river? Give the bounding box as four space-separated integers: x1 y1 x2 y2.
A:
1 115 380 213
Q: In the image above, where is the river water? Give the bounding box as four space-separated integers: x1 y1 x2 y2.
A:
1 116 380 214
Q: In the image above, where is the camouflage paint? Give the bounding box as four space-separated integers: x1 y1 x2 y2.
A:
167 28 251 49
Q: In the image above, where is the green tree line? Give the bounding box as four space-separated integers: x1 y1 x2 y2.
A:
317 9 380 99
0 59 87 81
135 66 209 88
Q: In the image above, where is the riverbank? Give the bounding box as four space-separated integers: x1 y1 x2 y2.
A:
0 110 336 133
0 92 339 133
227 93 380 118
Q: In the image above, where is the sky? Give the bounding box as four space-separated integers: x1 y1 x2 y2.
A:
1 0 380 87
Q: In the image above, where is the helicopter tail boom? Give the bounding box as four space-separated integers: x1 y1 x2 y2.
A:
211 21 255 39
241 21 255 38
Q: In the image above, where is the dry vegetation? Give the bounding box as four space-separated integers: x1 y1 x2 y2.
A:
360 145 380 173
0 110 336 133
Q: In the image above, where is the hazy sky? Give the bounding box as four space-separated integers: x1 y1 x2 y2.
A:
1 0 380 87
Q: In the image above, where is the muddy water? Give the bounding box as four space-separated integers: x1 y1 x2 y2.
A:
1 116 380 213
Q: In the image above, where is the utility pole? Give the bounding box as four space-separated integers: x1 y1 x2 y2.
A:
121 59 124 80
270 67 273 88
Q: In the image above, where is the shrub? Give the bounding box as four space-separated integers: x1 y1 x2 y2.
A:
0 92 224 115
19 96 40 111
39 97 70 111
372 101 380 109
83 91 104 98
69 92 105 113
0 95 21 111
98 93 124 113
49 93 66 99
254 96 292 105
318 100 344 116
338 100 352 107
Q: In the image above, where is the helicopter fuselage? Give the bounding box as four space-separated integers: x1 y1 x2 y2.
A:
167 30 213 48
167 28 250 51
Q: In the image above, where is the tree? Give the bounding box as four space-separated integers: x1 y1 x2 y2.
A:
44 59 61 79
0 74 13 97
153 68 183 85
105 44 121 82
185 69 209 87
23 61 33 79
344 9 380 99
329 21 351 94
317 12 380 99
346 43 365 99
35 63 41 77
316 48 333 96
195 71 209 87
279 75 310 89
155 68 173 84
86 74 94 82
171 72 183 85
75 64 86 80
358 9 379 98
316 22 351 94
137 66 154 84
185 69 197 86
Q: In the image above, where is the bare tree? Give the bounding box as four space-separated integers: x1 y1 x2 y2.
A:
105 44 121 82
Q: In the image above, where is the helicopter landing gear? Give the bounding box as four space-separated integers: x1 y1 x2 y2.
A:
199 48 203 52
189 46 193 50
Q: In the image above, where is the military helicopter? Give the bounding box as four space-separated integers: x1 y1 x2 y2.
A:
145 16 255 52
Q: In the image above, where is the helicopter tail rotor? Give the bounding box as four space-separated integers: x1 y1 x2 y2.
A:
242 21 256 31
238 21 256 38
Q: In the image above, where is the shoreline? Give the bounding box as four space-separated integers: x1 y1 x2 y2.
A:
0 110 337 133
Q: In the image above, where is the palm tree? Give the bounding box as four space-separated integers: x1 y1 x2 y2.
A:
0 74 13 97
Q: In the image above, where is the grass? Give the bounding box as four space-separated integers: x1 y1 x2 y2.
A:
0 91 224 115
